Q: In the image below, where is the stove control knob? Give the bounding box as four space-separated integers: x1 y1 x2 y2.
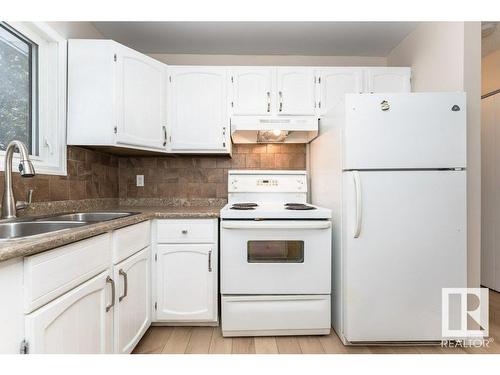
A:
182 230 188 234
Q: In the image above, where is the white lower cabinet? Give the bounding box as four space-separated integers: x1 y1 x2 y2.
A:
2 218 221 353
153 219 218 324
113 246 151 354
24 271 113 354
19 221 152 354
156 244 216 322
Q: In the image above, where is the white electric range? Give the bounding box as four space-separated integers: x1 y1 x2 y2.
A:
220 170 332 337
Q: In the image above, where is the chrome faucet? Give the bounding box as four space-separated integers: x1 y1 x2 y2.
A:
1 140 36 220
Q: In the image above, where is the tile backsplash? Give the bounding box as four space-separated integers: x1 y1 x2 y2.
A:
0 146 119 205
0 143 306 210
118 144 306 201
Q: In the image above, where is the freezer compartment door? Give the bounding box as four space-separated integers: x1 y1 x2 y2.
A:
344 92 466 169
342 170 466 342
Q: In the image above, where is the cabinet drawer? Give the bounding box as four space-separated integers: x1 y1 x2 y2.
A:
221 295 330 337
157 219 216 243
24 234 111 313
113 221 151 264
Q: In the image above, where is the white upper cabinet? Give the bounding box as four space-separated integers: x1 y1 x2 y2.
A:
167 66 230 153
115 45 167 150
67 40 168 152
365 67 411 93
316 68 364 116
231 68 273 115
276 67 316 115
68 40 411 152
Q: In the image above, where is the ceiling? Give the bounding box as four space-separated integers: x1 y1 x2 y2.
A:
92 22 419 56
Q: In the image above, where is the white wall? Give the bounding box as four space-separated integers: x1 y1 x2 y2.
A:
148 53 387 66
387 22 482 288
387 22 464 91
464 23 482 290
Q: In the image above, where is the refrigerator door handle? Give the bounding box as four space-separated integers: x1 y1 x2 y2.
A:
353 171 362 238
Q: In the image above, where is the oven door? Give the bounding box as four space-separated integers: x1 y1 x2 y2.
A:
221 220 332 294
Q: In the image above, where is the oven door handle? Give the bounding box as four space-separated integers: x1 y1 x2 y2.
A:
221 221 331 230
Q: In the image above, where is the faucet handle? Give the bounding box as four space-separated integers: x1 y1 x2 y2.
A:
16 189 34 210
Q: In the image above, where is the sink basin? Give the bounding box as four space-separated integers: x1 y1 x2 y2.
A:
0 221 89 241
36 212 139 223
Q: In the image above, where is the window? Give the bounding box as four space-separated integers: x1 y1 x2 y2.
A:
0 22 66 175
247 240 305 263
0 22 38 154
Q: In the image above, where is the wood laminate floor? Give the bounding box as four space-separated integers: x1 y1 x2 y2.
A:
132 289 500 354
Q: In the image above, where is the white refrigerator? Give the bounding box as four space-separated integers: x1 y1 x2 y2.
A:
310 92 467 343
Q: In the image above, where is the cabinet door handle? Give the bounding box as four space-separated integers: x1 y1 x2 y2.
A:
278 91 283 112
222 126 226 148
266 91 271 112
119 269 128 302
162 126 167 147
106 276 115 312
208 250 213 272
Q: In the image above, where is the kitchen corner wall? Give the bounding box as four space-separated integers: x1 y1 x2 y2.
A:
118 144 306 203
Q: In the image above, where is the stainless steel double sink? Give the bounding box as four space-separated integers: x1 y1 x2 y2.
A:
0 212 139 241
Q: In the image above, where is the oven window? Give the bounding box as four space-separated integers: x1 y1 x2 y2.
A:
247 241 304 263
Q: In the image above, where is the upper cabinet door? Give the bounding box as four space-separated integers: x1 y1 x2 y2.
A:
168 67 229 152
317 68 364 116
115 45 167 150
231 68 273 115
276 68 316 115
365 67 411 93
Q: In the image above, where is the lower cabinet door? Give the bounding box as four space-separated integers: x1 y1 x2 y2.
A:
156 244 217 322
113 246 151 354
24 271 113 354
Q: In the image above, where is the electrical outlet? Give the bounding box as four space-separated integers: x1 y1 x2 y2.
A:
136 175 144 187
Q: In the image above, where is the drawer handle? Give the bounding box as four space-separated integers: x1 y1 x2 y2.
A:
181 229 188 234
119 269 128 302
106 276 115 312
208 250 213 272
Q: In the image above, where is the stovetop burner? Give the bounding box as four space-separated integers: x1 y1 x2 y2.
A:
284 203 317 210
230 203 258 210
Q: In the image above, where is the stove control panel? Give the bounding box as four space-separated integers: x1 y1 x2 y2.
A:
257 179 279 186
228 171 307 193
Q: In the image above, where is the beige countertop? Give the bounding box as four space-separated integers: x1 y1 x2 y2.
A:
0 206 222 263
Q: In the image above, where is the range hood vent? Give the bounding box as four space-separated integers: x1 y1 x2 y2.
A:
230 116 319 144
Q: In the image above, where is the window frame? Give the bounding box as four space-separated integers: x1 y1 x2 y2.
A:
0 22 67 175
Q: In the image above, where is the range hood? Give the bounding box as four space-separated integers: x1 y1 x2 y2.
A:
230 116 319 144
